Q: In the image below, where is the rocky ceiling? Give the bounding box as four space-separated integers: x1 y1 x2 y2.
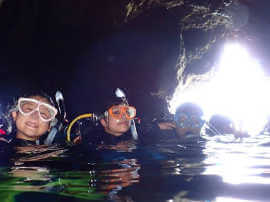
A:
0 0 268 114
124 0 260 91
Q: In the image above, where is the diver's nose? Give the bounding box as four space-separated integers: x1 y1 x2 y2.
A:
121 113 128 120
30 110 39 119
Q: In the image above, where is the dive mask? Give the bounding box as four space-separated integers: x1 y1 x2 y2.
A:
18 97 58 122
107 105 136 120
175 112 204 129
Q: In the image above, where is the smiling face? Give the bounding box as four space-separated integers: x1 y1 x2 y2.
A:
12 96 52 141
101 105 132 137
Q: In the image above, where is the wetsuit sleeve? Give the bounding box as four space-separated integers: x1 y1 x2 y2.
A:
137 120 165 145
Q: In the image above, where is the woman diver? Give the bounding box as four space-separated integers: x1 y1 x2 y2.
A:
1 91 58 146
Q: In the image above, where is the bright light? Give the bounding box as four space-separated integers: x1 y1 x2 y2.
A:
215 197 251 202
203 137 270 186
169 43 270 135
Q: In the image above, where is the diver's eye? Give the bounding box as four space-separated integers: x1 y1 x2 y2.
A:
24 107 34 112
112 108 121 115
125 109 131 115
40 112 50 119
39 105 53 119
21 103 36 113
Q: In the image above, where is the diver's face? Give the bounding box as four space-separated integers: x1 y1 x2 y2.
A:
175 111 203 137
102 105 131 136
12 96 51 141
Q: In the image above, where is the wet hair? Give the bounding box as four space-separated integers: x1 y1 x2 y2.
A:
175 102 203 119
21 91 55 106
99 97 126 114
95 97 128 123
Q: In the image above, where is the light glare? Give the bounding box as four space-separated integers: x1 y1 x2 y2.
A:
170 43 270 135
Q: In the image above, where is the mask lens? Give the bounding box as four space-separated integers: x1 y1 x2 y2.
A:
18 98 57 122
110 106 122 119
39 104 55 121
125 106 136 119
19 99 38 115
108 105 136 120
175 113 188 124
175 112 204 129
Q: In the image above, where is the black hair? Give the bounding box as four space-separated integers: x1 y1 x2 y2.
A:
175 102 203 118
9 90 56 112
99 97 126 114
19 91 55 107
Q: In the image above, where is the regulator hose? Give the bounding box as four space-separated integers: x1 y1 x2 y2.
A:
66 113 94 142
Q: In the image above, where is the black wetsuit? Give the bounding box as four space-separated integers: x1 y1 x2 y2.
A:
0 133 38 166
82 125 133 146
140 119 204 145
79 119 171 148
11 137 39 147
0 134 13 166
0 132 41 149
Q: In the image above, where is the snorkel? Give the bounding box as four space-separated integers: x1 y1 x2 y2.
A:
115 88 138 140
45 90 67 145
55 90 67 123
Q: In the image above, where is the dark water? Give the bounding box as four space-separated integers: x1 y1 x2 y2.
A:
1 133 270 202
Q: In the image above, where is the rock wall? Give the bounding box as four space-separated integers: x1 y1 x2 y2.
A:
0 0 267 116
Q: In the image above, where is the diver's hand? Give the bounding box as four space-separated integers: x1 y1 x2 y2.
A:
158 122 176 130
73 135 82 144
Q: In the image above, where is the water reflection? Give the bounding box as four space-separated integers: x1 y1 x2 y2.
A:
215 197 252 202
0 142 142 201
0 144 104 201
2 134 270 201
96 159 140 201
203 135 270 185
14 144 68 164
0 165 105 201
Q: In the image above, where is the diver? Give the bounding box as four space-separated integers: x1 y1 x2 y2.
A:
82 98 137 147
173 102 204 138
142 102 205 144
79 94 171 147
206 114 249 138
0 91 58 147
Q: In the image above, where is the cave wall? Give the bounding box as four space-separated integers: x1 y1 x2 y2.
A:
0 0 269 117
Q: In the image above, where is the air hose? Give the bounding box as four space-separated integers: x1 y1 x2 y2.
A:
66 113 94 142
